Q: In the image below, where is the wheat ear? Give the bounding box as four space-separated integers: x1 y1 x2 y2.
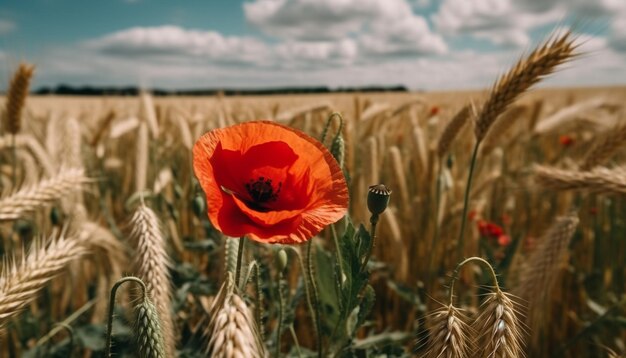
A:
513 214 579 338
135 295 166 358
0 233 88 327
437 104 471 158
131 204 175 356
0 168 88 220
4 63 35 135
534 165 626 195
425 303 472 358
205 275 265 358
474 290 525 358
580 124 626 170
474 31 577 142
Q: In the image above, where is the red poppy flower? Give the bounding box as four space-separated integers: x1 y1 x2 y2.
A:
430 106 440 116
497 235 512 247
559 135 574 147
193 121 349 244
477 220 503 238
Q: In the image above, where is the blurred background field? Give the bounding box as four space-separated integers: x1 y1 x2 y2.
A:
2 85 626 356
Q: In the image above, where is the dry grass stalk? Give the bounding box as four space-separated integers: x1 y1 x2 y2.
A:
134 295 166 358
0 168 87 220
534 165 626 196
474 31 577 142
580 124 626 170
4 63 35 135
0 134 55 176
131 204 175 356
533 96 614 134
0 233 88 327
437 104 471 158
387 146 409 210
136 122 149 193
473 290 525 358
514 214 579 338
141 91 160 138
205 277 265 358
425 303 472 358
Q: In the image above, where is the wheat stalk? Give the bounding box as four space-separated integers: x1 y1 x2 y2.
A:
474 290 525 358
437 104 471 158
580 124 626 170
534 165 626 195
474 31 577 142
0 168 88 220
131 204 175 356
136 121 149 193
4 63 35 135
0 233 89 327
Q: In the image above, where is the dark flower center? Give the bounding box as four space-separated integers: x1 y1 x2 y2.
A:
246 176 282 204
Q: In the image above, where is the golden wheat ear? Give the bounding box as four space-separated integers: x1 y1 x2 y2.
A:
423 303 473 358
4 63 35 135
474 31 578 142
205 275 266 358
130 204 176 357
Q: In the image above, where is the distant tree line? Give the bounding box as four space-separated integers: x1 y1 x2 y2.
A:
30 84 409 96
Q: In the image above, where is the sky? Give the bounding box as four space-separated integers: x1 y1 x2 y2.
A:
0 0 626 91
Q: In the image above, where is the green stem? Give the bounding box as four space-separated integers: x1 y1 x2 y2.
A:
276 272 284 358
361 215 379 272
330 224 344 283
289 325 303 358
235 237 245 288
36 299 97 347
105 276 147 358
456 141 481 259
306 240 323 358
448 257 499 304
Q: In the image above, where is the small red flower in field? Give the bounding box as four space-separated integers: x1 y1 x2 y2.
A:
477 220 503 238
429 106 440 116
559 134 574 147
193 121 349 244
468 210 478 221
500 213 512 226
497 234 512 247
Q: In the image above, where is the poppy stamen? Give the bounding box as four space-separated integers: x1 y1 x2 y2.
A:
246 177 281 204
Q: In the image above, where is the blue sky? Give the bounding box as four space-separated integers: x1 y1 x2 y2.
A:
1 0 625 91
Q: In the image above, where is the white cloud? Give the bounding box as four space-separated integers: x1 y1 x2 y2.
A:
244 0 447 56
0 19 15 35
86 26 272 66
432 0 566 48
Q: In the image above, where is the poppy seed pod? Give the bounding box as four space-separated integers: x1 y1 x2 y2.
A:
367 184 392 216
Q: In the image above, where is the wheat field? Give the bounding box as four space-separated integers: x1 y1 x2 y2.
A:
1 34 626 358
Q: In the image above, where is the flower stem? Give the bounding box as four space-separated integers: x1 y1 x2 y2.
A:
276 272 284 358
105 276 147 358
306 240 323 358
457 141 480 259
448 257 500 304
361 214 379 272
235 237 245 288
